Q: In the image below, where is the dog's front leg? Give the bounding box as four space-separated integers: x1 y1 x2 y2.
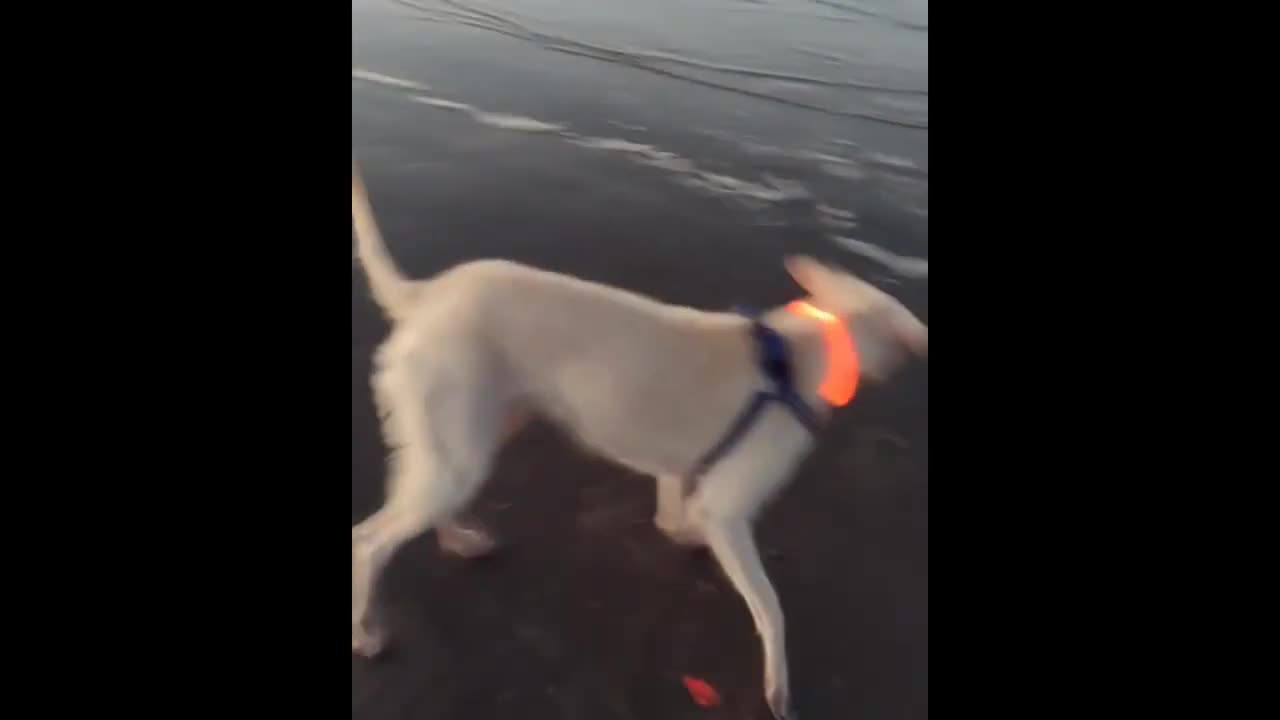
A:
654 474 703 547
702 516 795 720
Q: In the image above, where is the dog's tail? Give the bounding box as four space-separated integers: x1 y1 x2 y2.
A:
352 160 417 320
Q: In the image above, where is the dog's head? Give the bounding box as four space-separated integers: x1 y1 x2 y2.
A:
784 255 928 382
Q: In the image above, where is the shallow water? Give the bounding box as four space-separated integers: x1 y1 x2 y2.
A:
352 0 927 281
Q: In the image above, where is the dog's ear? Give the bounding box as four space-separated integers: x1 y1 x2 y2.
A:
784 255 834 297
788 255 929 357
785 255 873 309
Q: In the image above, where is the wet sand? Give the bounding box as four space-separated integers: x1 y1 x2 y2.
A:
353 1 927 716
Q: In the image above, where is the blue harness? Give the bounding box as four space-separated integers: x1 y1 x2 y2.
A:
687 310 824 480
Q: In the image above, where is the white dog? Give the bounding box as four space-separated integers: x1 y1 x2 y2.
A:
351 161 927 720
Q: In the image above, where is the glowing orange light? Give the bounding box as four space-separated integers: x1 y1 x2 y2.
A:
785 300 859 407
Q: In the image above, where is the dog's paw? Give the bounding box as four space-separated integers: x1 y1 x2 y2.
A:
438 523 498 559
352 622 387 658
655 517 705 548
767 686 797 720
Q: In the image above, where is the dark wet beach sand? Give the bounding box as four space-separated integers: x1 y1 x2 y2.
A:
353 1 927 717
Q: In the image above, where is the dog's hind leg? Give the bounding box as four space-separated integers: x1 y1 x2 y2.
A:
352 354 500 657
434 405 529 559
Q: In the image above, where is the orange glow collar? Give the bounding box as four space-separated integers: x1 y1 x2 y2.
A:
785 300 860 407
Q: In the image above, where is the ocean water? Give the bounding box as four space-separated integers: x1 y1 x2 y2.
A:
352 0 926 293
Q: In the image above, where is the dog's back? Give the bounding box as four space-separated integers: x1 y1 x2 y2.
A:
408 260 783 476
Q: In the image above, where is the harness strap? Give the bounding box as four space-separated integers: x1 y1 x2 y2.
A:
687 311 821 479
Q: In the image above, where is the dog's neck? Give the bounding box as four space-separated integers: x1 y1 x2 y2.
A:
764 302 860 412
